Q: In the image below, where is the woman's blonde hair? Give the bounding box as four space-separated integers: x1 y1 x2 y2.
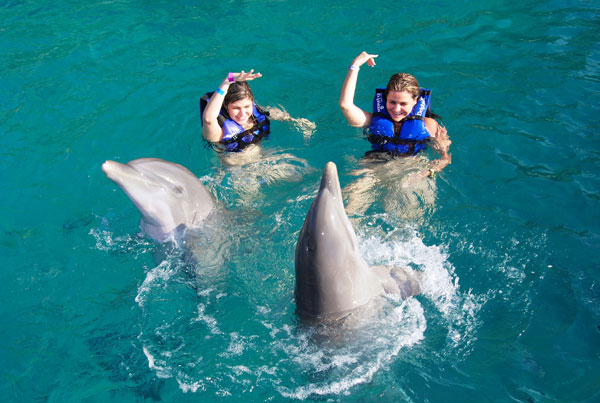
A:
385 73 420 99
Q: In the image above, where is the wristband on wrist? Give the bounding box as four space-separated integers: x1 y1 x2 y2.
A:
227 72 235 83
215 87 225 96
349 64 359 71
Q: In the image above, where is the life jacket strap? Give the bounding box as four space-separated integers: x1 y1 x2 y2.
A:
367 133 429 146
219 118 271 148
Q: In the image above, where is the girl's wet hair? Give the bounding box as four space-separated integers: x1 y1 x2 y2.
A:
385 73 420 99
224 81 254 105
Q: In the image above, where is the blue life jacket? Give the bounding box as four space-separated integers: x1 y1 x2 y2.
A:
200 92 270 152
365 88 432 155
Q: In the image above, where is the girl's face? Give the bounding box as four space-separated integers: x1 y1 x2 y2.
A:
226 97 253 126
385 90 417 122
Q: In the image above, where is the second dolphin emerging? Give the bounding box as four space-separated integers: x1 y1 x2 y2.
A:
295 162 420 322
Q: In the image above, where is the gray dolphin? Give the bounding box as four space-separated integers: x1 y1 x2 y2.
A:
295 162 420 321
102 158 215 242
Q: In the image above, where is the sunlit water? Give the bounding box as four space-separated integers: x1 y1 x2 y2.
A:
1 0 599 401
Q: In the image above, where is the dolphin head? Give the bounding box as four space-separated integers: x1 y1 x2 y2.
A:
102 158 214 241
295 162 384 320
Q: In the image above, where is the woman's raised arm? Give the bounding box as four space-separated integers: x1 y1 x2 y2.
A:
339 51 378 128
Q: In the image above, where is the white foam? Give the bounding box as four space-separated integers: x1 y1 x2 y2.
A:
176 375 205 393
193 302 222 335
221 332 245 357
134 260 176 308
142 346 171 379
358 229 468 317
358 228 484 355
89 227 152 255
279 298 426 399
147 294 428 399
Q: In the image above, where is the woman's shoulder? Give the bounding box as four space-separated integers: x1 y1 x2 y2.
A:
424 117 439 136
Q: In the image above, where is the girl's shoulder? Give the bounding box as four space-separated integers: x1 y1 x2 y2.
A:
424 117 440 136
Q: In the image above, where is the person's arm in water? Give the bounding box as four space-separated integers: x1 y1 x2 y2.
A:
339 51 378 127
427 123 452 174
202 69 262 143
263 105 316 138
405 120 451 183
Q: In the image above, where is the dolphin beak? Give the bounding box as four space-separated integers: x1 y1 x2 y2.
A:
102 160 138 185
102 160 122 181
319 161 342 198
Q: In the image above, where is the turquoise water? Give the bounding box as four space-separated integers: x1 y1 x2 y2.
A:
2 0 599 401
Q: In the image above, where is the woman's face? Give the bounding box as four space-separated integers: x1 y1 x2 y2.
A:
385 90 417 122
226 97 253 126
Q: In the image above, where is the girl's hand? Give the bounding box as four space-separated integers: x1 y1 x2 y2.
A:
230 69 262 82
352 51 378 68
429 125 452 157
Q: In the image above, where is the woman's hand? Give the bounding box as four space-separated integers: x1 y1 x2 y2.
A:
401 126 452 187
429 125 452 158
265 105 316 139
229 69 262 82
352 51 378 68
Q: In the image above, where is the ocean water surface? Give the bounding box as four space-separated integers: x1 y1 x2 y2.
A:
1 0 599 401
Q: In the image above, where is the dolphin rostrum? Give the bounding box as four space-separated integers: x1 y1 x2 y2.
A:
102 158 215 242
295 162 420 321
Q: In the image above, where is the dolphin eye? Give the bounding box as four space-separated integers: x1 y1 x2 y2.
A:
173 185 184 195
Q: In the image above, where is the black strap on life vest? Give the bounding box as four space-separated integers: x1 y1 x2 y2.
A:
219 112 271 151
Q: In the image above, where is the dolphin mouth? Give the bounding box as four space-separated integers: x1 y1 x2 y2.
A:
102 160 168 196
102 160 165 227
